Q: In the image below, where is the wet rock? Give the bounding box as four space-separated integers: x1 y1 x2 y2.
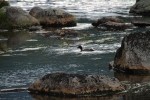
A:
0 6 39 29
113 31 150 74
131 17 150 28
29 7 77 27
132 21 150 27
28 73 124 96
130 0 150 16
92 16 123 27
92 16 131 31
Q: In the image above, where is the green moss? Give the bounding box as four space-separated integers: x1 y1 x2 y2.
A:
0 1 9 8
0 9 13 30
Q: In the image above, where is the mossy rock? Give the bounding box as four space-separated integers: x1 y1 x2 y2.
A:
0 8 12 29
0 6 39 30
0 1 9 8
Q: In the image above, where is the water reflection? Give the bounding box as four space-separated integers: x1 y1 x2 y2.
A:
30 93 123 100
114 72 150 83
0 31 33 53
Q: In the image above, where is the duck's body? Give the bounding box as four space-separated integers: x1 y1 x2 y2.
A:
77 45 94 52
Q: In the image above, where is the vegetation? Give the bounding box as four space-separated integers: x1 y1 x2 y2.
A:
0 1 9 8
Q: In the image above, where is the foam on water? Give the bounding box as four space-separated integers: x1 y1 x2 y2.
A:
63 23 92 30
13 47 46 52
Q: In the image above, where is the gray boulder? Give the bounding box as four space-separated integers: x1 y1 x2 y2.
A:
29 7 77 27
114 31 150 74
130 0 150 16
28 73 124 96
0 6 39 29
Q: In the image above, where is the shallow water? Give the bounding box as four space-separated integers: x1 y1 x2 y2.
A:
2 0 150 100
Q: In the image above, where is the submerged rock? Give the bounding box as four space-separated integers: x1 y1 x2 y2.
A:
92 16 131 31
39 29 80 38
130 0 150 16
113 31 150 74
0 6 39 29
131 17 150 28
29 7 77 27
28 73 124 96
132 21 150 27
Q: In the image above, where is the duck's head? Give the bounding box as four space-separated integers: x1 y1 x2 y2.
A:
77 45 83 51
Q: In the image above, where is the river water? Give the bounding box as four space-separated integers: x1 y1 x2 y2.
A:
2 0 150 100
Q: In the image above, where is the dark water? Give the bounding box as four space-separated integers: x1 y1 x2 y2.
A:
1 0 150 100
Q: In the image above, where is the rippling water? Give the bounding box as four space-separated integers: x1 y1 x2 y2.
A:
2 0 150 100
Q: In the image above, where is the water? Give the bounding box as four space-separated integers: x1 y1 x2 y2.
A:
2 0 150 100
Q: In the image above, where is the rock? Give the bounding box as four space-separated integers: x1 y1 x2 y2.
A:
132 21 150 27
130 0 150 16
131 17 150 28
28 73 124 96
0 1 9 8
0 6 39 29
113 31 150 74
92 16 123 27
92 16 131 31
29 7 77 27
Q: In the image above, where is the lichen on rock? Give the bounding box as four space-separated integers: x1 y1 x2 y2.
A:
28 73 124 96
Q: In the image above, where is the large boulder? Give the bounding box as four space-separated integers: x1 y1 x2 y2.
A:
130 0 150 16
92 16 132 31
29 7 77 27
113 31 150 74
28 73 124 96
0 6 39 29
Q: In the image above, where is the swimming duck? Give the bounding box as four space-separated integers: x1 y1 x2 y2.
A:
77 45 94 52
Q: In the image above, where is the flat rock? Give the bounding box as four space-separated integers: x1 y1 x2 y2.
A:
92 16 131 31
28 73 124 96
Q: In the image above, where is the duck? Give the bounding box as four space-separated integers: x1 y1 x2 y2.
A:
77 45 94 52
